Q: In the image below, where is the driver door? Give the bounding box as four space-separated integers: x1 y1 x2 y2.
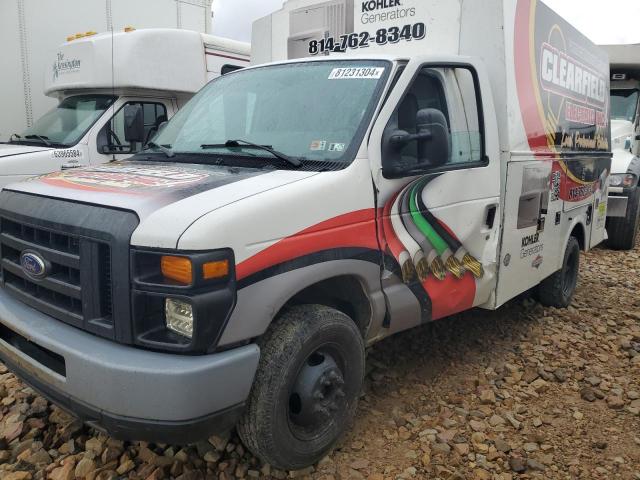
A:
368 59 502 332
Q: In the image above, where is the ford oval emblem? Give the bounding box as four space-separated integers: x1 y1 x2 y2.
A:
20 251 48 280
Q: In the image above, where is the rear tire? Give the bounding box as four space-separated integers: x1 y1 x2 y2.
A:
537 236 580 308
607 187 640 251
237 305 365 471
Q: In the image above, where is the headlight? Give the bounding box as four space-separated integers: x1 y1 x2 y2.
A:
609 173 637 188
165 298 194 338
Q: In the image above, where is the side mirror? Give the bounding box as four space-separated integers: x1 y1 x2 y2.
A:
415 108 450 166
382 108 450 178
123 104 145 143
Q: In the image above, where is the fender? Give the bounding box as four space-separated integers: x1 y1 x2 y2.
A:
218 259 388 347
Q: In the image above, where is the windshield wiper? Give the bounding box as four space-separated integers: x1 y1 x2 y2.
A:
24 134 52 147
145 142 175 158
201 139 302 168
9 133 22 142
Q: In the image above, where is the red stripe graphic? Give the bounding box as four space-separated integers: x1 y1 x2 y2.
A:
237 209 379 280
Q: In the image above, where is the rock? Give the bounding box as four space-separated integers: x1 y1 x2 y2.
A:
453 443 469 455
585 376 602 386
495 438 511 453
581 387 597 402
553 368 567 382
75 458 97 477
527 458 546 471
4 473 32 480
480 390 496 404
531 378 549 393
208 433 230 452
49 462 75 480
509 457 527 473
432 443 451 455
523 368 539 384
523 442 539 452
350 459 369 470
84 437 103 456
469 420 487 432
607 396 626 410
472 468 492 480
116 460 135 475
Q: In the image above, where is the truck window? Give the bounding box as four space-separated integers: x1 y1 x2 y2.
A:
152 60 390 168
98 102 168 155
17 95 116 148
384 66 484 174
611 89 639 123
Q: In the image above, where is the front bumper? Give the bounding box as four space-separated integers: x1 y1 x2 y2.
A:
0 288 259 444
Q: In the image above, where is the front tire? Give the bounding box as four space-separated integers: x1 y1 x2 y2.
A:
607 187 640 251
237 305 365 471
537 236 580 308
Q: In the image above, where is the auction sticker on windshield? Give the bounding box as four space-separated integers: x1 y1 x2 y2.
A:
329 67 385 79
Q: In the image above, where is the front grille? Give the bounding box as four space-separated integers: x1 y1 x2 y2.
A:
0 217 114 336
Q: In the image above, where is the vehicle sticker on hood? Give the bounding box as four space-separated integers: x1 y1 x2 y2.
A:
38 163 216 194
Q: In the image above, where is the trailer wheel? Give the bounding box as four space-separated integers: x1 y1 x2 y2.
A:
237 305 365 471
537 236 580 308
607 187 640 251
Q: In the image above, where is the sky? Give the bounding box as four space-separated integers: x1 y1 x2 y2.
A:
211 0 640 45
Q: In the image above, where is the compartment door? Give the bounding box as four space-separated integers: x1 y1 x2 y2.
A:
496 160 563 306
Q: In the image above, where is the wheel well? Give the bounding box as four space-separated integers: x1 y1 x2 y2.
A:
279 276 372 336
570 223 586 251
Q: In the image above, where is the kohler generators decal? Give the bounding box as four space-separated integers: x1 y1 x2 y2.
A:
308 0 427 55
515 0 611 202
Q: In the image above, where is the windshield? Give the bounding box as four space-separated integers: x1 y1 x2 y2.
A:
151 60 390 167
611 89 639 123
15 95 116 147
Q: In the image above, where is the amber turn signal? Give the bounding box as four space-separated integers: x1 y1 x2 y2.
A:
161 256 193 284
202 260 230 280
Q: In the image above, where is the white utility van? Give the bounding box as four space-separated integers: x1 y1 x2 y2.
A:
0 0 611 471
602 44 640 250
0 29 250 188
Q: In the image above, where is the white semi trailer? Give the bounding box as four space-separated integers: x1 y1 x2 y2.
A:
0 29 250 188
0 0 215 142
602 44 640 250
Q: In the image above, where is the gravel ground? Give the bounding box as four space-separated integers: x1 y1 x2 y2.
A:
0 242 639 480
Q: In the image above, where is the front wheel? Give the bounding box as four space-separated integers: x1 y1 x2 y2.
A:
537 236 580 308
237 305 365 471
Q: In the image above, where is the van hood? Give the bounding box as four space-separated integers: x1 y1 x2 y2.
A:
0 144 53 158
5 161 319 220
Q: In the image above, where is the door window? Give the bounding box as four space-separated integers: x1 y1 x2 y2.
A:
98 102 168 155
383 66 485 177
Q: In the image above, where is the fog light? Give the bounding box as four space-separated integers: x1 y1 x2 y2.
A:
165 298 194 338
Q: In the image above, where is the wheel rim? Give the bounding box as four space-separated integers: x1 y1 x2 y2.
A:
287 347 347 441
562 247 579 297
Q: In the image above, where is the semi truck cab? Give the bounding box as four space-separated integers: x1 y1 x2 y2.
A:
602 44 640 250
0 28 250 188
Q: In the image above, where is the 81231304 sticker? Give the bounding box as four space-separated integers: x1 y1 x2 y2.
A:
328 67 385 80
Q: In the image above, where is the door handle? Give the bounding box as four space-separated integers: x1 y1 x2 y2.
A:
485 204 497 229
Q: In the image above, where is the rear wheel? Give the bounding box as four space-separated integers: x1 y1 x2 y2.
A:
237 305 365 471
537 236 580 308
607 187 640 250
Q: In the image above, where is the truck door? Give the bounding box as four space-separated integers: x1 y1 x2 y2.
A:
368 60 501 330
